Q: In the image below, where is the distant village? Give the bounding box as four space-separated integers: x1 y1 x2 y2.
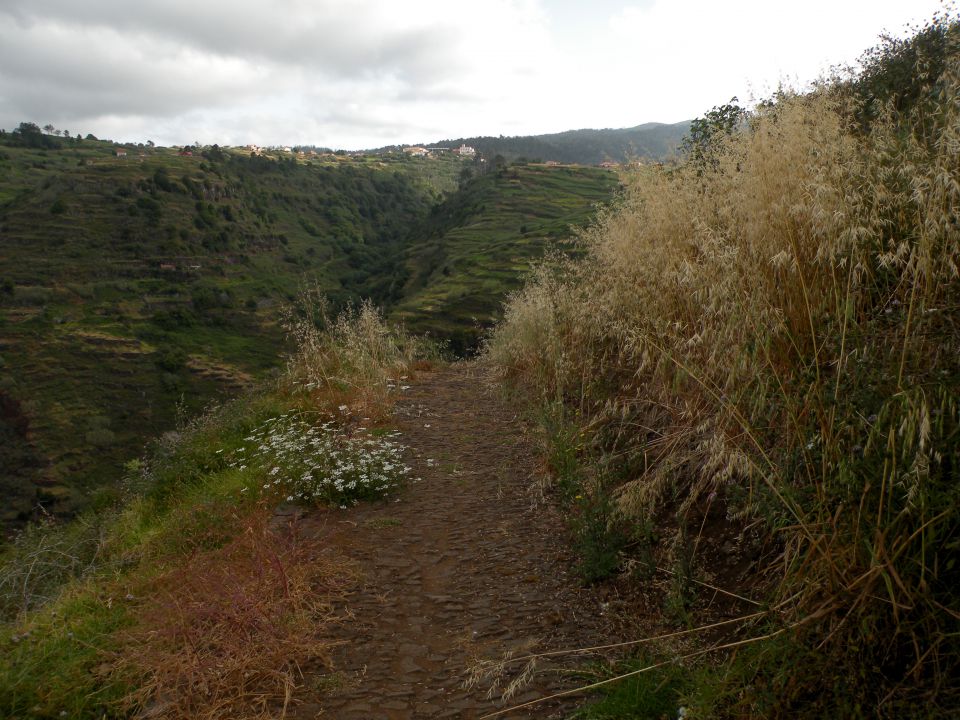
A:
111 142 623 168
236 142 477 159
400 143 476 158
8 122 637 170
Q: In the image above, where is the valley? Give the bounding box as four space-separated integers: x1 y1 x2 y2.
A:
0 133 619 527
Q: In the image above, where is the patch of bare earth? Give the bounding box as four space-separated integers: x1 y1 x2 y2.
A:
289 364 626 719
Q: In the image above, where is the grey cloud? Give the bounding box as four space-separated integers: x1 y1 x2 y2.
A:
0 1 476 142
0 18 267 125
0 1 466 85
0 0 548 147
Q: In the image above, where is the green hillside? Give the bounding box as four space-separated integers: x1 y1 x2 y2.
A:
0 132 463 525
0 132 618 527
394 162 619 352
426 121 690 164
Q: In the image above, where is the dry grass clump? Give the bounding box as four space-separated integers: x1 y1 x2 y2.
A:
487 23 960 717
282 285 435 419
115 508 353 719
0 511 112 621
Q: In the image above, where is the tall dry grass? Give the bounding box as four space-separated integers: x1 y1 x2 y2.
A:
487 32 960 717
282 285 435 419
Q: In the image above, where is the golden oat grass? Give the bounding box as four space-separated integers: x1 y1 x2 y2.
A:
488 50 960 715
282 284 434 420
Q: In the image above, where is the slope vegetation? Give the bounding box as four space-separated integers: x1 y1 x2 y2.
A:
0 137 618 526
430 121 690 164
394 162 619 352
0 137 462 523
487 15 960 717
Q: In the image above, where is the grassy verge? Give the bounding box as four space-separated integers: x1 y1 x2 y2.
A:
536 402 631 584
0 301 435 719
570 656 693 720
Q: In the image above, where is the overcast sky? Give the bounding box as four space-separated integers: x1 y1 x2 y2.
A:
0 0 947 149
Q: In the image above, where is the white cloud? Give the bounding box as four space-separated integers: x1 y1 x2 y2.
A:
589 0 947 124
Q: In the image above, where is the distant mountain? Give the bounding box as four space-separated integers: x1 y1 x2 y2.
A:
423 121 691 165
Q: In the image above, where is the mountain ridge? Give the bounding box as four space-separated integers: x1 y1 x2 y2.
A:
417 119 691 164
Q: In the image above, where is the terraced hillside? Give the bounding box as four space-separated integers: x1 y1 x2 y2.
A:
0 135 464 525
0 135 619 528
394 162 619 352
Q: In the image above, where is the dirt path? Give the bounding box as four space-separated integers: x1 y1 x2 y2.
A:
291 363 622 719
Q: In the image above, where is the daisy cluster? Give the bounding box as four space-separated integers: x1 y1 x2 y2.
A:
227 413 411 506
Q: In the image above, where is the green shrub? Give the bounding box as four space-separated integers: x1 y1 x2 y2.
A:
85 428 116 447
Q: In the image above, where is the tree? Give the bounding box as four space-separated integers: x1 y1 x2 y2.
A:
17 122 42 136
12 122 60 148
680 97 746 171
43 124 55 135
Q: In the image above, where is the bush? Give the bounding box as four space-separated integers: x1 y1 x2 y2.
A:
154 347 187 372
283 285 437 418
85 428 116 447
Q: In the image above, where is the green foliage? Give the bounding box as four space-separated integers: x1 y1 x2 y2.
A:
154 347 186 372
570 656 692 720
0 145 469 523
538 404 629 583
395 162 618 354
0 132 614 539
680 97 746 170
0 594 134 719
85 427 116 447
846 11 960 137
151 166 176 192
9 122 62 150
437 121 690 165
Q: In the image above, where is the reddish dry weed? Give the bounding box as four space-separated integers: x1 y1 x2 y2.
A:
116 509 354 719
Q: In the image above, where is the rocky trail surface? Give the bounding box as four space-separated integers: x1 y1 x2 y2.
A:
290 364 625 719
